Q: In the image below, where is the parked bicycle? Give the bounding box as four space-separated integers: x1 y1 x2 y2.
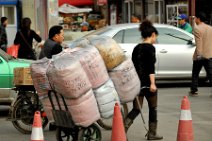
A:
8 85 48 134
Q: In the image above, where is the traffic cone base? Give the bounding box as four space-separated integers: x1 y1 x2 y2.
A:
177 96 194 141
111 103 127 141
31 111 44 141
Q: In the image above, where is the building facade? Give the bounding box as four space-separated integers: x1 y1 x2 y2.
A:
1 0 212 46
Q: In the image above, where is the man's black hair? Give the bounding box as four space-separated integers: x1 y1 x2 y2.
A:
49 25 63 39
1 17 8 24
196 12 207 22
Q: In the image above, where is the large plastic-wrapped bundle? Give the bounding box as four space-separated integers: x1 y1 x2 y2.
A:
30 58 52 97
89 36 125 70
56 46 109 89
109 57 141 103
46 53 92 99
66 89 100 127
69 38 90 48
76 46 109 89
93 79 120 118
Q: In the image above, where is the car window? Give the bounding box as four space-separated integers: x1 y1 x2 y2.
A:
123 28 141 43
113 28 141 43
85 27 111 36
113 30 124 43
156 27 192 45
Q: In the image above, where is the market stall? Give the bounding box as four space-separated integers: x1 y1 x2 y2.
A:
59 4 92 31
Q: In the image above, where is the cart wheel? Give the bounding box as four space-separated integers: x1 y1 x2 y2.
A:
97 103 128 130
49 122 57 131
77 123 102 141
56 127 79 141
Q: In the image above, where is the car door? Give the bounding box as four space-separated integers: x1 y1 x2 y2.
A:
155 27 196 79
0 52 11 99
112 27 160 73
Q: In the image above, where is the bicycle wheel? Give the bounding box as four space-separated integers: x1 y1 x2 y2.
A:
97 103 128 130
11 96 48 134
78 123 102 141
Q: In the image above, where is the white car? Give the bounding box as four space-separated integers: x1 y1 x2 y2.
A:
68 23 206 80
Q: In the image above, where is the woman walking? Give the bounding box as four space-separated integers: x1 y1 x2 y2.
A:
14 17 42 60
124 20 163 140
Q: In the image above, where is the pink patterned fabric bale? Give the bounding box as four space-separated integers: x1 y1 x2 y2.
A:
30 58 52 97
46 54 92 99
56 46 109 89
89 36 125 70
40 96 58 121
66 89 100 127
109 57 141 103
77 46 109 89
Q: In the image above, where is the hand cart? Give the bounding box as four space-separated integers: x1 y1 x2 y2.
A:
48 90 102 141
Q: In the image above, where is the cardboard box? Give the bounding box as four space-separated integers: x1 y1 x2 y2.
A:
13 67 33 85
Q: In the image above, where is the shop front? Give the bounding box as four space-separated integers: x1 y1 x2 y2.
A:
166 0 189 26
165 0 212 26
58 0 94 7
59 4 92 31
0 0 19 46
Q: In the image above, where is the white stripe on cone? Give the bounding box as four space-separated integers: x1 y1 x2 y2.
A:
31 127 44 140
180 110 192 120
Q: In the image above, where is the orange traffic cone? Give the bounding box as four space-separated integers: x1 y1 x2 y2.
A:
111 103 127 141
31 111 44 141
177 96 194 141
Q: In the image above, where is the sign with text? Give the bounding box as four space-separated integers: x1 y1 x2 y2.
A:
97 0 107 5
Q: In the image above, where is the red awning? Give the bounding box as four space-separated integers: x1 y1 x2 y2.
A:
59 0 94 6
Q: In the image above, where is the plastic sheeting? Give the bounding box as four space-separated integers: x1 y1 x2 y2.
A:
67 89 100 127
30 58 52 97
109 57 141 103
90 36 125 70
59 4 92 14
46 54 92 99
94 79 120 118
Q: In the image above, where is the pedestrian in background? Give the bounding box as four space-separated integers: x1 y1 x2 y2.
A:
131 14 140 23
0 17 8 52
39 25 64 59
177 14 193 33
189 12 212 97
124 20 163 140
14 17 42 60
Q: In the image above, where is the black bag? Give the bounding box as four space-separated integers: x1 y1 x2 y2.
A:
19 31 37 60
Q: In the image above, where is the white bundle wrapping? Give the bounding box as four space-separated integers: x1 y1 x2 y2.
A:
89 36 125 70
66 89 100 127
109 57 141 103
76 46 109 89
69 38 90 48
46 53 92 99
30 58 52 97
93 79 120 118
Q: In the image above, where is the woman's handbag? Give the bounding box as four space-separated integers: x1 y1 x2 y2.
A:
7 44 20 58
